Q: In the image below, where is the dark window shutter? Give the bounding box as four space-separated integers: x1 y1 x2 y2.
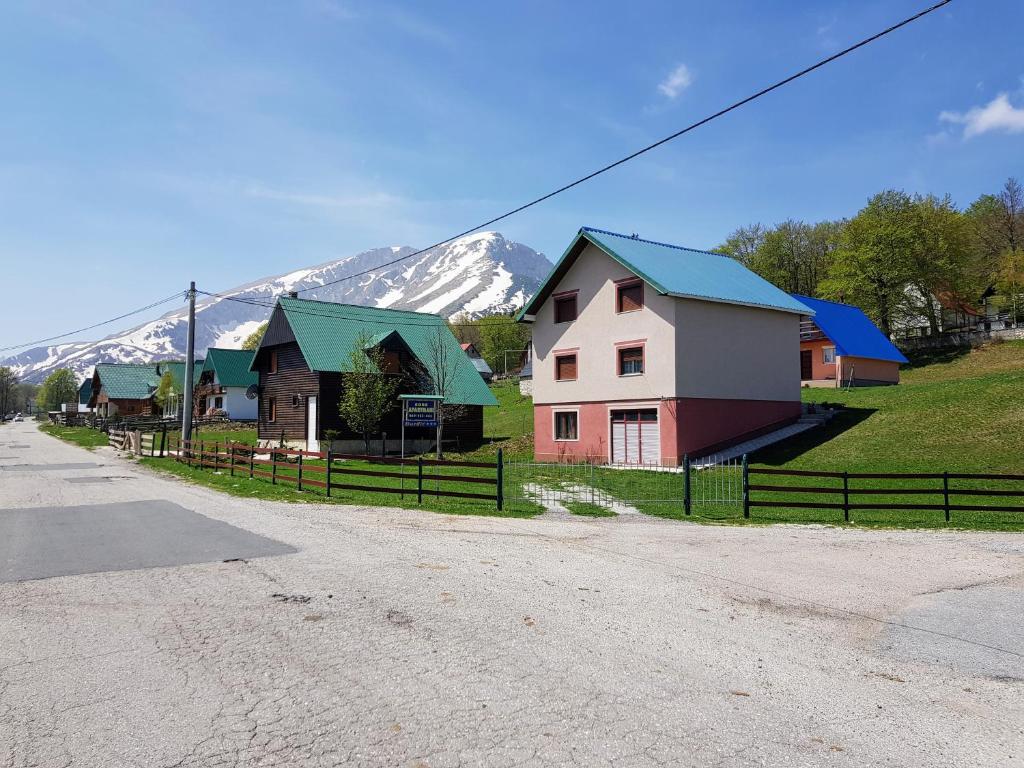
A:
617 283 643 312
556 354 577 380
554 295 578 323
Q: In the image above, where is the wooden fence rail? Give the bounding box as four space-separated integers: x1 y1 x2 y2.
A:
743 463 1024 523
166 435 502 509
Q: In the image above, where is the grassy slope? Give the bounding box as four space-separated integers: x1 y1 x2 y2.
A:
39 423 109 449
759 340 1024 474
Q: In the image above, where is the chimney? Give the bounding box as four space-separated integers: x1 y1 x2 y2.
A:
288 291 298 298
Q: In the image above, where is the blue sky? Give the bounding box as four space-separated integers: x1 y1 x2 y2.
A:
2 0 1022 351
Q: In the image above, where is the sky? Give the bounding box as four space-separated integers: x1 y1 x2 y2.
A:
1 0 1022 351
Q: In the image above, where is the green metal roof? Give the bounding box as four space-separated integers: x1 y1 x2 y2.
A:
202 348 257 388
265 297 497 407
94 363 161 400
518 227 813 320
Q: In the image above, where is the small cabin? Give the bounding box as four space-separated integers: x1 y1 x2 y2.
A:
250 296 497 453
794 295 907 386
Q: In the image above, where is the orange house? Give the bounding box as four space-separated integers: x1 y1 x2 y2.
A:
793 295 908 386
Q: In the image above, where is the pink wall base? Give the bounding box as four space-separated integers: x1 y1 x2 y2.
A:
533 397 802 465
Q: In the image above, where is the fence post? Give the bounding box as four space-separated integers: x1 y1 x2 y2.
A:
325 447 332 498
249 444 254 479
297 452 303 492
229 444 235 477
683 454 691 516
160 424 167 458
742 453 750 519
417 456 423 504
271 450 277 485
496 448 504 511
843 471 850 523
943 471 950 524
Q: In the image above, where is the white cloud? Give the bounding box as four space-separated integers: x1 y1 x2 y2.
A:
939 93 1024 139
245 184 402 209
657 64 694 100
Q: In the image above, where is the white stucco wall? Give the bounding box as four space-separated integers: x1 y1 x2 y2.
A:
674 299 801 402
529 242 802 405
219 387 258 420
530 244 677 405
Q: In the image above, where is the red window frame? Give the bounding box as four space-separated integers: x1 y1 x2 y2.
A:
617 345 645 376
553 291 578 323
615 278 644 313
268 397 277 422
554 352 578 381
269 349 278 374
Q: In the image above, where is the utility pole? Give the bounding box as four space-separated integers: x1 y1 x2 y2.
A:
182 281 196 444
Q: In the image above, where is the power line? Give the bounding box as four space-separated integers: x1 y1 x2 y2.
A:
0 291 187 353
195 289 509 329
293 0 953 296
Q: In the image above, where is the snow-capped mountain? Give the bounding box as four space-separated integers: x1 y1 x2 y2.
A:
6 232 551 384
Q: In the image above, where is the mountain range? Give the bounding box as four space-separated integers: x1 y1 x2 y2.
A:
5 232 551 384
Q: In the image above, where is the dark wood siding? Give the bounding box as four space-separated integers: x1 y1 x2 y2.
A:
442 406 484 448
258 342 318 441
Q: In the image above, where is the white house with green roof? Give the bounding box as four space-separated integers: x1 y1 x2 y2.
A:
197 348 259 420
517 227 813 465
249 296 497 452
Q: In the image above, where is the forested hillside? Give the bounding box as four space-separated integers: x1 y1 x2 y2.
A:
717 178 1023 336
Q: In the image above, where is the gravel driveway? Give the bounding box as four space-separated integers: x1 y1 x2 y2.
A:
1 422 1022 767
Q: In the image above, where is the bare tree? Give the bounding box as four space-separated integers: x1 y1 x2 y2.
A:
416 327 469 459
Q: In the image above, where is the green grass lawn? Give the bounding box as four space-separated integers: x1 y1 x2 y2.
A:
39 424 109 449
766 341 1024 475
187 426 258 445
140 451 543 518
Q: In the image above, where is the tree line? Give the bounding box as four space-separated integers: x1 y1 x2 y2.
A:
717 178 1024 337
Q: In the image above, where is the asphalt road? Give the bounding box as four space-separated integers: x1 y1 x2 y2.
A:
1 421 1022 767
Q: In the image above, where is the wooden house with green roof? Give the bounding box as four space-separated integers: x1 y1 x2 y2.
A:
89 363 162 418
250 296 497 452
89 360 203 420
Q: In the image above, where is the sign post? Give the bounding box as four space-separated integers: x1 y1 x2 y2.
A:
399 394 444 459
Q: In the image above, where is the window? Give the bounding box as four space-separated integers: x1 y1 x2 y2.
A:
554 411 578 441
554 294 577 323
618 346 644 376
214 396 223 410
555 353 577 381
268 397 277 422
269 350 278 373
823 347 836 364
616 280 643 313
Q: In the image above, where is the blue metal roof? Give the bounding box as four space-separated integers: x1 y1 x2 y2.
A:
519 227 813 319
792 295 909 364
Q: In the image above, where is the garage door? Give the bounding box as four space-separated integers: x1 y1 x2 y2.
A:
610 409 659 465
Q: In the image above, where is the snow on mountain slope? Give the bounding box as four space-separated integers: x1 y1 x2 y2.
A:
5 232 551 384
